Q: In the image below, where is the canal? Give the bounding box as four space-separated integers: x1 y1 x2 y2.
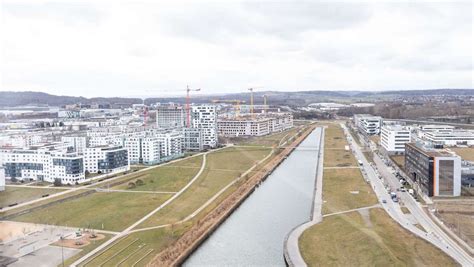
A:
184 127 322 266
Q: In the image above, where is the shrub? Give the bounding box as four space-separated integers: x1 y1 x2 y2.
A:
136 179 144 186
128 182 136 189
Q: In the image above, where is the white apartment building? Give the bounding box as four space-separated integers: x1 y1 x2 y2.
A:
381 125 411 154
156 105 185 129
84 145 129 174
1 145 85 184
183 128 204 151
156 130 184 161
354 114 382 135
217 113 293 137
0 167 5 191
141 137 161 165
191 105 218 148
61 136 88 154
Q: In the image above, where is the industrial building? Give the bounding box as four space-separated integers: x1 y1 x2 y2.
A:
380 125 411 154
405 142 461 197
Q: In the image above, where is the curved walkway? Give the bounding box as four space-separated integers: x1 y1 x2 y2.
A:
284 127 325 267
70 150 213 267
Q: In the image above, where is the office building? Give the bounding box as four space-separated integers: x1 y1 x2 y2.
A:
405 142 461 197
423 130 474 146
354 114 382 135
380 125 411 154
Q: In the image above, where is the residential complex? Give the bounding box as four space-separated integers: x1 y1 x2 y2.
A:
380 125 411 154
0 144 86 184
84 145 129 174
405 142 461 197
217 113 293 137
0 166 5 191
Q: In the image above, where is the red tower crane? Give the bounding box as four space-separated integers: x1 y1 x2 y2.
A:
186 85 201 128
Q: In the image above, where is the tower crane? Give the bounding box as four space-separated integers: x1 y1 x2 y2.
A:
248 87 263 116
186 85 201 128
262 94 268 113
211 99 246 118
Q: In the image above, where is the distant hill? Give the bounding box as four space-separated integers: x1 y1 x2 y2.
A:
0 89 472 107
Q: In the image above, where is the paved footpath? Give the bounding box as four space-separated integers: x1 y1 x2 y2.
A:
284 127 324 267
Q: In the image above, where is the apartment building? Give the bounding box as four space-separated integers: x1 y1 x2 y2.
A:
84 145 129 174
1 144 85 184
183 128 204 151
156 105 185 129
380 125 411 154
156 130 184 161
191 105 218 148
61 135 88 154
405 142 461 197
0 167 5 191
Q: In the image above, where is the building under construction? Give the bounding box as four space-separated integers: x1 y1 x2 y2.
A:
217 112 293 137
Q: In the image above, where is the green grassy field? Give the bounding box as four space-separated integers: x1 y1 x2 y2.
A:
0 187 66 208
113 156 203 192
299 208 457 267
81 225 189 267
324 124 348 149
324 149 358 167
137 146 271 228
13 192 172 231
391 155 405 169
230 127 300 147
450 147 474 162
322 168 378 214
59 233 113 267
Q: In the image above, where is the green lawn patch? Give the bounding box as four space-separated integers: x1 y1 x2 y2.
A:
137 146 271 228
13 192 172 232
113 156 203 192
322 168 378 214
300 208 457 267
0 187 65 208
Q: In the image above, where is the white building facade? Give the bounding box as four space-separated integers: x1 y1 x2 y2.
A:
381 125 411 154
191 105 218 148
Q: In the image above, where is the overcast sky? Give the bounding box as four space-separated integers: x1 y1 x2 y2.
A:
1 0 472 98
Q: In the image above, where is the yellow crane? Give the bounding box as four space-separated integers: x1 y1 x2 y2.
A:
212 99 246 118
248 87 263 116
262 94 268 113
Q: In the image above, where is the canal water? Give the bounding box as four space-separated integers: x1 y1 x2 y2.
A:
184 128 322 267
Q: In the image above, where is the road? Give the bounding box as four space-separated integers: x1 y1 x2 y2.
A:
342 123 474 267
